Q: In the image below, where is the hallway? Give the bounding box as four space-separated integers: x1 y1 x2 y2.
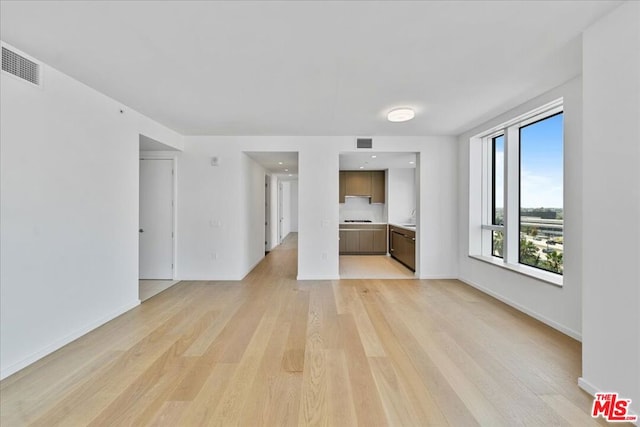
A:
1 234 600 426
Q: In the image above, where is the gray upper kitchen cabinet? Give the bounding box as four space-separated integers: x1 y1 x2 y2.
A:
339 170 386 203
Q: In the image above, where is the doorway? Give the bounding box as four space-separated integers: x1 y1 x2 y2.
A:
245 151 299 259
338 151 419 279
138 135 180 301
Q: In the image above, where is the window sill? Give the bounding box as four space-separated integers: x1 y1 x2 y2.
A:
468 255 563 287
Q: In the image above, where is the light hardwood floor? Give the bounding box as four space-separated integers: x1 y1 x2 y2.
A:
1 233 611 426
340 255 415 279
139 279 180 302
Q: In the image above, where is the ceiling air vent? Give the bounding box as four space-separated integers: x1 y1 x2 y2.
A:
2 46 40 86
356 138 373 149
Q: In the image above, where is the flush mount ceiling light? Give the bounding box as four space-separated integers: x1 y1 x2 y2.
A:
387 107 415 122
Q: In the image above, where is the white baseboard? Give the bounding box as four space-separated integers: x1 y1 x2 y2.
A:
296 275 340 281
578 377 599 395
0 300 140 380
579 377 638 426
458 276 582 341
177 256 265 282
418 274 457 279
242 256 265 279
177 275 243 281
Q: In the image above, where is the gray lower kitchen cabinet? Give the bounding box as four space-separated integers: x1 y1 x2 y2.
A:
339 230 347 253
359 230 374 252
373 229 387 253
339 224 387 255
344 231 360 253
389 225 415 271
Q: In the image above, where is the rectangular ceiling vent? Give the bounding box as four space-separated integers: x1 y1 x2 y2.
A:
2 46 41 86
356 138 373 149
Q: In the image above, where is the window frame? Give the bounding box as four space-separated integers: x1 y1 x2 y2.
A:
471 99 564 286
518 111 564 274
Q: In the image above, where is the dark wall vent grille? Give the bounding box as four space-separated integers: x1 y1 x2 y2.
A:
2 47 40 86
356 138 373 149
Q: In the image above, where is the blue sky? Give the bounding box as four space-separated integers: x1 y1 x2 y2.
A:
493 113 563 210
520 113 563 209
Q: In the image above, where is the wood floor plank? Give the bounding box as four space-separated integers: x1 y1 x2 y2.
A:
146 401 190 427
325 350 358 427
174 362 238 426
87 310 220 425
238 310 294 426
337 313 388 426
207 313 279 425
359 289 454 426
298 349 329 426
0 233 607 426
339 283 387 357
28 303 213 427
282 290 310 372
369 356 425 426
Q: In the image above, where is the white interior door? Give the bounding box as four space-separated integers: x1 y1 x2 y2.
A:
139 159 173 279
279 183 283 243
265 175 270 251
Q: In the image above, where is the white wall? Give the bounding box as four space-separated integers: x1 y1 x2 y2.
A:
0 44 183 379
457 77 583 340
290 180 299 232
174 136 458 281
339 197 386 223
580 1 639 412
388 168 416 224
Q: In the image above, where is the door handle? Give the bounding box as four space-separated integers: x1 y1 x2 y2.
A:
139 229 144 233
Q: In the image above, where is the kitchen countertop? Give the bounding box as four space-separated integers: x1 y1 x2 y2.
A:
389 223 416 231
339 222 388 225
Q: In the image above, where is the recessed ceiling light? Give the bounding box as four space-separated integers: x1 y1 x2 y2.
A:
409 161 415 164
371 155 377 159
359 166 365 169
285 169 289 172
278 162 283 165
288 174 292 177
387 107 415 122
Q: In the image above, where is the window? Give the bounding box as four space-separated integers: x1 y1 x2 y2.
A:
519 113 564 274
492 135 504 258
471 99 564 284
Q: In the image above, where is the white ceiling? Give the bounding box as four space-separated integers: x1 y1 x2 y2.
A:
245 151 415 176
245 151 299 176
0 1 621 136
340 152 416 170
139 135 179 151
